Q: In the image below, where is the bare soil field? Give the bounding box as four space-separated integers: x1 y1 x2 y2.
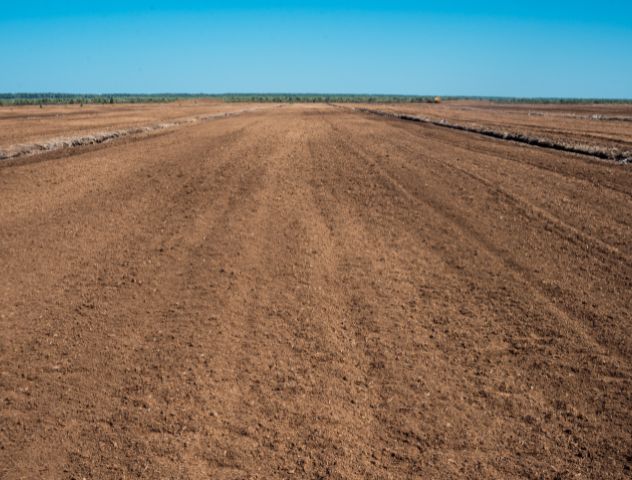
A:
351 101 632 162
0 101 266 159
1 103 631 479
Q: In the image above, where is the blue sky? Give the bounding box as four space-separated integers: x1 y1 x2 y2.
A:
1 1 631 97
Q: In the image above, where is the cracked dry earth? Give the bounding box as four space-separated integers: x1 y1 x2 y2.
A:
1 104 631 479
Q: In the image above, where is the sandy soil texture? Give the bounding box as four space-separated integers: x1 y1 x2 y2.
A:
0 101 266 157
353 101 632 161
1 104 631 479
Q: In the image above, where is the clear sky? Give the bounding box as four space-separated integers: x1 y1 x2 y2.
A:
1 1 631 98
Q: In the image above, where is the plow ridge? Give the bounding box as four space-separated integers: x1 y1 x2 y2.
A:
353 106 632 163
0 107 265 161
1 104 631 479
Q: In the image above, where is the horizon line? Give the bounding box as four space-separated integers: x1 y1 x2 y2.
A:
2 92 632 101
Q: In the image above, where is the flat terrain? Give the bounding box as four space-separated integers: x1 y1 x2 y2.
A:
354 101 632 158
1 103 631 479
0 101 263 152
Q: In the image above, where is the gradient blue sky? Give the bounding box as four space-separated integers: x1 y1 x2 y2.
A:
1 1 631 97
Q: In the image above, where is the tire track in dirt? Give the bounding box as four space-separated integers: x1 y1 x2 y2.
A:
331 110 632 258
347 116 632 268
0 113 268 478
327 111 632 357
348 106 632 201
310 108 632 478
1 104 630 479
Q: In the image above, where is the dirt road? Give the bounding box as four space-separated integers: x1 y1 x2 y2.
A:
1 104 631 479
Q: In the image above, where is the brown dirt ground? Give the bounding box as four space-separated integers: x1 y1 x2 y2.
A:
0 104 631 479
357 101 632 155
0 101 262 148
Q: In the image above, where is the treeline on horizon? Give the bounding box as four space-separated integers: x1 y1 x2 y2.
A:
1 93 631 105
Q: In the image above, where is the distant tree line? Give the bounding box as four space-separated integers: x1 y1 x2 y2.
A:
0 93 202 106
444 96 632 104
0 93 441 105
219 94 442 103
0 93 630 106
